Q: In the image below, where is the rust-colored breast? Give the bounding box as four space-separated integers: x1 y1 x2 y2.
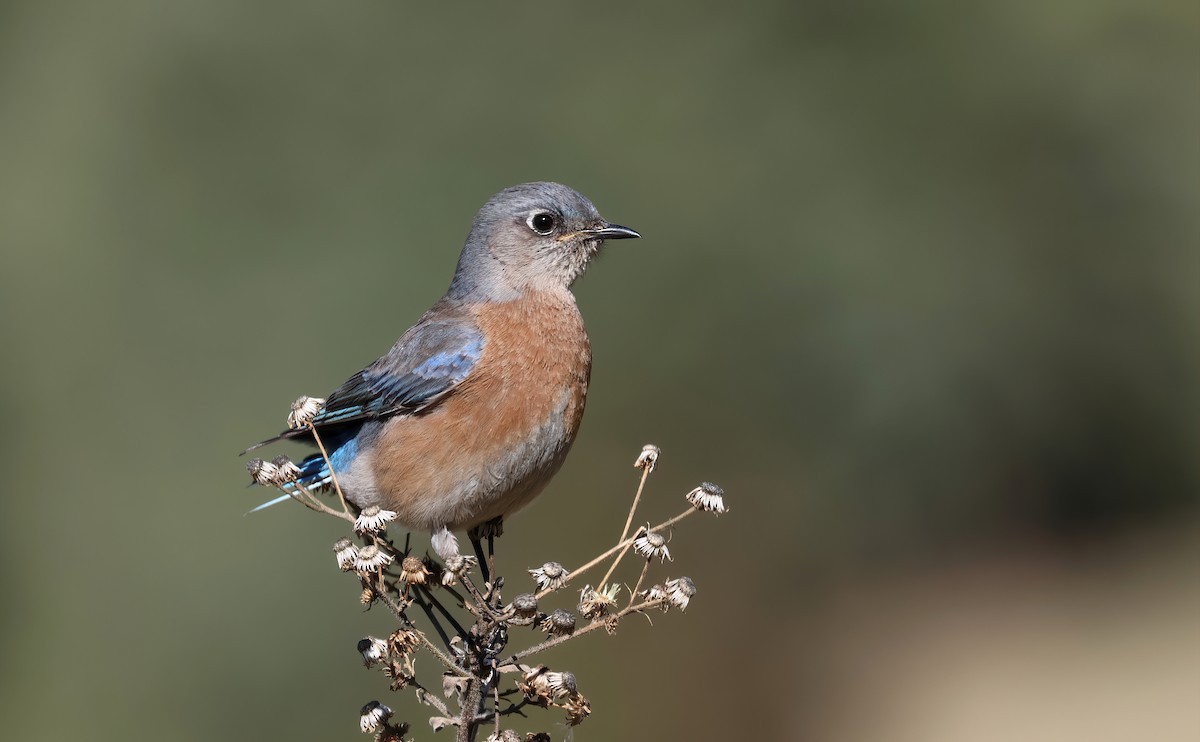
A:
369 290 591 531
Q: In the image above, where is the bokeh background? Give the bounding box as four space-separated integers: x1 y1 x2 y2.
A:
1 1 1197 740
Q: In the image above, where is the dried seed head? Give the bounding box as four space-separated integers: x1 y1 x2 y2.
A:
665 576 697 611
543 671 578 699
485 730 522 742
686 481 728 514
359 701 392 733
510 593 539 618
357 636 389 667
387 628 420 656
360 586 375 605
355 545 393 574
540 608 576 636
270 455 301 484
634 444 661 472
399 556 431 585
440 554 477 586
354 505 399 534
332 538 359 571
519 665 554 704
287 395 325 429
578 584 620 619
563 693 592 726
383 661 412 691
246 457 279 486
641 584 668 602
375 723 410 742
632 529 672 562
529 562 569 591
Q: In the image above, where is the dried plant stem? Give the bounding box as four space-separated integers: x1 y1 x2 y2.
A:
253 434 721 739
376 590 465 675
287 482 354 523
627 560 651 608
507 597 669 662
597 537 636 590
618 467 651 545
593 467 653 590
457 678 483 742
538 507 697 599
308 423 353 516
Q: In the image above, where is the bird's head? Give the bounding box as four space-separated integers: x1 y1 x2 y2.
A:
448 182 639 300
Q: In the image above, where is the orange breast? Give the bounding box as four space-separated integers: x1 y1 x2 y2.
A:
369 290 591 531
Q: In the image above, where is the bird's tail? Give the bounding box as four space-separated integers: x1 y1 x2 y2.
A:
246 452 335 514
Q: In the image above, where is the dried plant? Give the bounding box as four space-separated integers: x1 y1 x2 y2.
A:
247 410 728 742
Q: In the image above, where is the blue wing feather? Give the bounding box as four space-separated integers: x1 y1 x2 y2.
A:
313 319 483 426
244 306 483 453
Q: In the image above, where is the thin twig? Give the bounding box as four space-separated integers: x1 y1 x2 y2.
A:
506 597 670 662
619 467 652 544
376 590 465 675
307 423 352 516
537 508 696 599
627 560 651 608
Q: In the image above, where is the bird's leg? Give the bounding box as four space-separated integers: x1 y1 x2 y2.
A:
468 516 503 588
469 535 491 585
467 517 503 596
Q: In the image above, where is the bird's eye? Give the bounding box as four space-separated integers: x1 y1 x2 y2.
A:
527 212 557 235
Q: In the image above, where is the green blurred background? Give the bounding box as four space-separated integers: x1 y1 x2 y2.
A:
1 1 1197 740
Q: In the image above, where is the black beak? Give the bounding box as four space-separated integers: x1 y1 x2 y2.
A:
584 223 640 240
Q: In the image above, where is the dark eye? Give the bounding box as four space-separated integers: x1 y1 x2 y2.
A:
527 212 556 235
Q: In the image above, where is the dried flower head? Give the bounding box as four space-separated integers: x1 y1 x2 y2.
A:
383 662 412 691
287 395 325 429
634 443 661 472
375 723 410 742
632 529 672 562
543 671 578 699
333 538 359 572
529 562 569 591
355 505 399 534
398 556 431 586
519 665 554 704
359 701 392 733
246 457 279 486
685 481 728 514
440 554 477 587
355 545 393 574
640 584 668 602
358 636 389 667
563 693 592 726
578 584 620 620
540 608 576 637
665 576 697 611
510 593 539 619
387 628 420 657
270 455 301 484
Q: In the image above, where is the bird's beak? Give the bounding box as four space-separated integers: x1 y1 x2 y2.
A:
582 223 640 240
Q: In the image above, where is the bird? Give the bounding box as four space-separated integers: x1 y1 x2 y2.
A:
246 182 639 560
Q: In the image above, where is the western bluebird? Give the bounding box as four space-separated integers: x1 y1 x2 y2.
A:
247 182 638 559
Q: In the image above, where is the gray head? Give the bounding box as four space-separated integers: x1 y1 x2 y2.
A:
446 182 639 301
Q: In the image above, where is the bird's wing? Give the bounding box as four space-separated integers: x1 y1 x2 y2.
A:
245 313 484 451
313 317 484 427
